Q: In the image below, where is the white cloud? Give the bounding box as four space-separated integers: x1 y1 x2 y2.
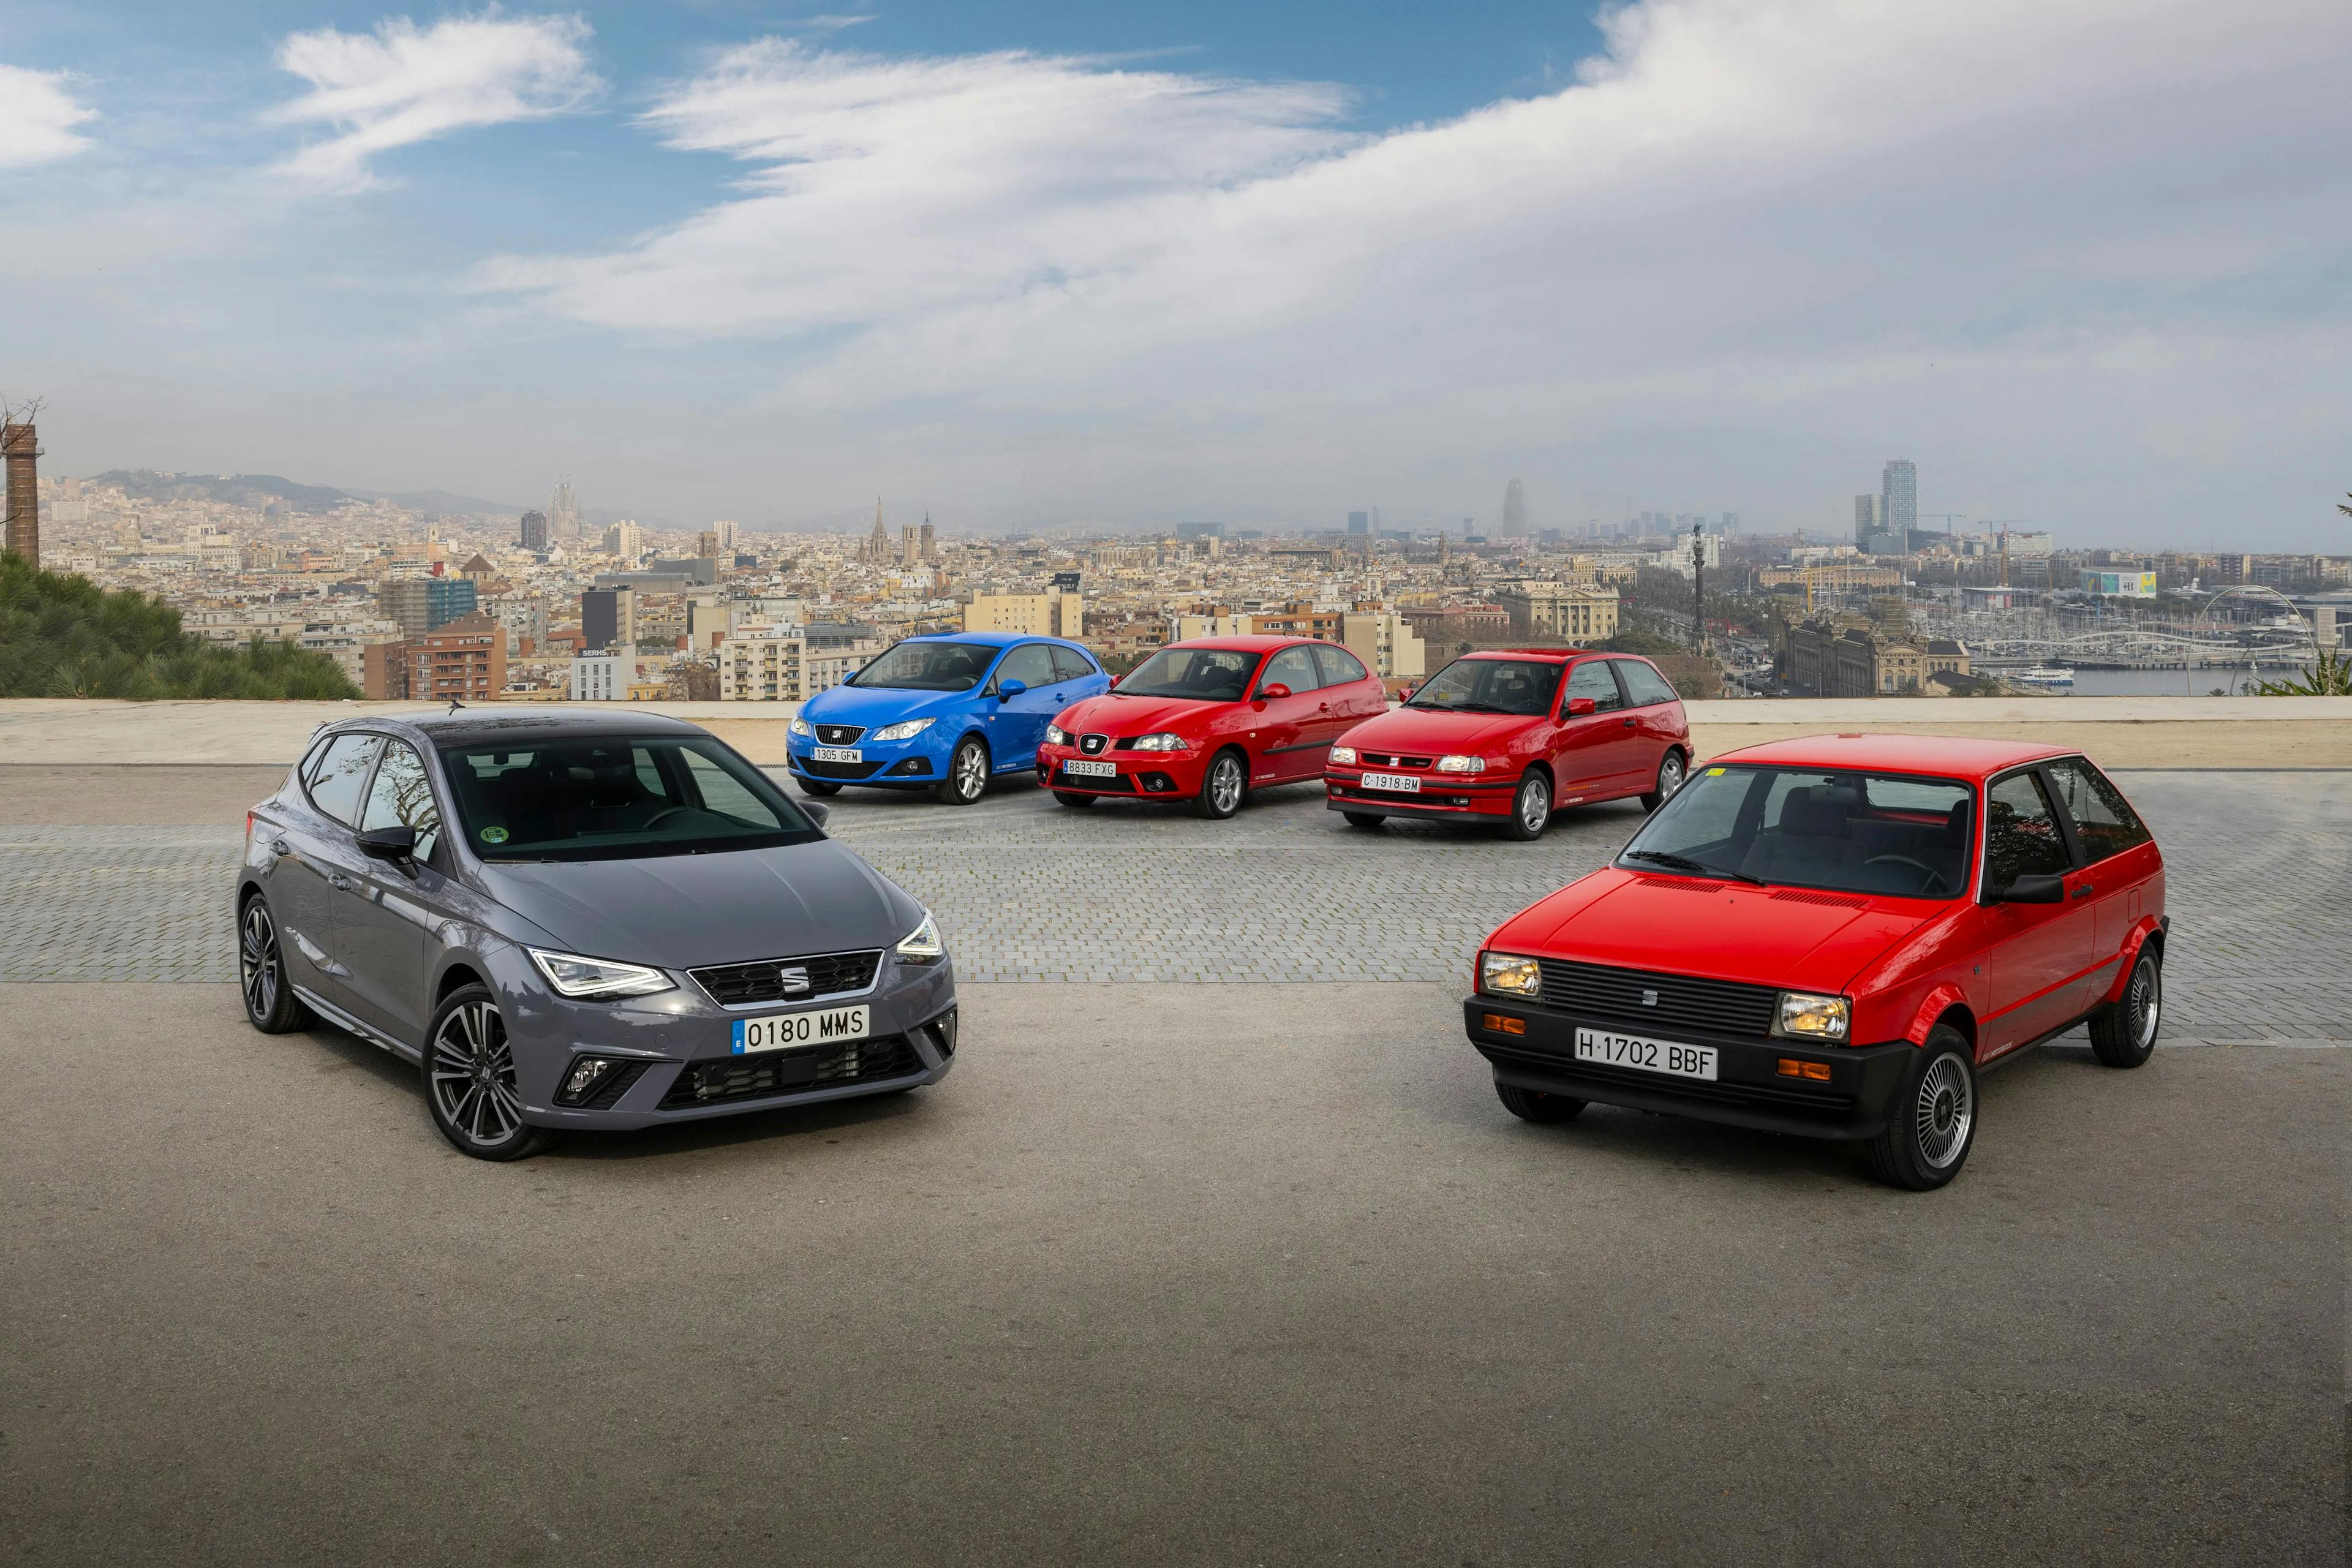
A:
270 12 599 191
0 66 97 170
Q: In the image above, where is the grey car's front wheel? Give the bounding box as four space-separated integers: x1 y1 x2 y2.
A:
238 894 315 1034
424 985 559 1161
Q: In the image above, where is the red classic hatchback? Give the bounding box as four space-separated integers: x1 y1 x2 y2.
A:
1464 735 2167 1188
1035 636 1389 818
1325 649 1691 839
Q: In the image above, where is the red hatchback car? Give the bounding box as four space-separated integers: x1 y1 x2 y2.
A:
1325 649 1692 839
1464 735 2167 1188
1036 636 1389 818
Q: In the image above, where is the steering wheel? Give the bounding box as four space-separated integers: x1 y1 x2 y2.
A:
642 806 696 829
1864 854 1950 895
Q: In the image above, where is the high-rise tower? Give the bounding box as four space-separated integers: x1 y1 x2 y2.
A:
1881 460 1917 540
1501 479 1528 538
2 417 39 565
548 480 583 541
920 515 936 562
868 499 889 562
518 510 548 551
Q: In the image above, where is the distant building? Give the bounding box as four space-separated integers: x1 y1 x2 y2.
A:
1175 522 1225 541
1341 610 1427 679
377 576 478 639
1854 494 1882 545
2081 570 2157 597
1502 479 1528 538
604 520 642 560
696 530 720 559
901 524 919 567
1347 511 1370 536
581 586 635 652
571 652 631 703
866 500 889 562
1250 601 1343 640
1882 459 1917 539
548 480 583 541
718 628 804 702
5 419 43 565
1495 581 1621 642
405 612 507 706
517 509 547 551
964 592 1084 638
919 518 936 561
1786 616 1970 696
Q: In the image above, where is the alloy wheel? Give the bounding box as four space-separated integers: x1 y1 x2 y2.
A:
954 742 987 801
1657 753 1685 800
1518 776 1550 834
429 999 524 1149
1914 1053 1974 1169
239 901 282 1022
2130 958 2162 1049
1209 755 1245 815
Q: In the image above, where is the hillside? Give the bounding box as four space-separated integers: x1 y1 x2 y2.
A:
0 552 360 699
85 469 527 518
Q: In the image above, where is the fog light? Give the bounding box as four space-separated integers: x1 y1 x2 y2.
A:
557 1056 617 1106
1142 772 1175 792
1482 1012 1526 1036
928 1008 958 1058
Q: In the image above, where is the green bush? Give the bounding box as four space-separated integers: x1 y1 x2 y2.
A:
0 551 360 699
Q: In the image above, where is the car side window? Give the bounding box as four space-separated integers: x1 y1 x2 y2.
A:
993 643 1058 692
1561 660 1625 714
306 734 383 826
2043 759 2152 863
1616 659 1679 706
1311 644 1368 686
1049 645 1098 683
358 741 443 861
1259 646 1321 695
1985 771 2073 886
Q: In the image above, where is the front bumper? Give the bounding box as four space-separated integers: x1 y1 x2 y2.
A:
1462 996 1913 1140
1327 767 1518 819
1035 744 1206 799
786 728 954 786
490 943 960 1130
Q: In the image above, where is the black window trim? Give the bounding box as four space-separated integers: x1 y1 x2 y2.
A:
1559 655 1624 718
986 641 1060 697
1977 763 2084 903
2040 753 2149 866
357 734 453 872
301 728 391 830
1252 645 1321 699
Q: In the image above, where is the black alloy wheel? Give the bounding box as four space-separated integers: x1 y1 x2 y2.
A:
238 895 314 1034
936 736 990 805
2088 948 2162 1068
1500 771 1551 841
424 984 558 1161
796 775 843 797
1864 1026 1978 1190
1641 750 1687 812
1496 1080 1586 1123
1194 750 1247 820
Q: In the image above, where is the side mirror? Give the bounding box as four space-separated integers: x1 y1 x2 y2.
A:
354 824 417 862
997 679 1027 700
1564 696 1598 718
802 801 831 828
1988 872 2064 905
1259 682 1292 701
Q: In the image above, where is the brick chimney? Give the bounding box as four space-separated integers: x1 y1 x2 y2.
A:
1 420 37 565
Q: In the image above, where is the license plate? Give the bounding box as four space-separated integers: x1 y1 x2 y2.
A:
1360 771 1421 793
732 1005 869 1054
1063 758 1117 777
812 747 862 763
1574 1027 1717 1081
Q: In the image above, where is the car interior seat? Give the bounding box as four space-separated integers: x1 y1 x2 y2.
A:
1741 785 1862 881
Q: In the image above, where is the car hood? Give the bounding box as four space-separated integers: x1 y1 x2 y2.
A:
1497 869 1936 995
802 684 970 726
1344 706 1534 753
1055 692 1227 735
477 839 922 970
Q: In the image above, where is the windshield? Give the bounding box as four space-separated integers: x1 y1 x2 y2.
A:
1618 765 1976 899
1114 646 1259 701
1406 657 1562 716
439 736 823 862
850 640 998 692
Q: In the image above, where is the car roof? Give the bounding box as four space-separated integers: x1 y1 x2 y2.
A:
1710 732 2074 782
375 706 714 745
1164 635 1312 652
903 630 1076 649
1455 647 1604 663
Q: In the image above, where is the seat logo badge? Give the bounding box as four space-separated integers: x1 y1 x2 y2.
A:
1641 990 1658 1007
778 966 812 993
1081 734 1107 754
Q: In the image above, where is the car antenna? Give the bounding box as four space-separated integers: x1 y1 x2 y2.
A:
446 696 467 714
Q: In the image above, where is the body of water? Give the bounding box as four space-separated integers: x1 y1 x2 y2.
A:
1994 666 2284 696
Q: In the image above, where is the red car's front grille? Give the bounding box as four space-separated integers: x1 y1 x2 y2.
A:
1359 752 1436 769
1532 958 1781 1039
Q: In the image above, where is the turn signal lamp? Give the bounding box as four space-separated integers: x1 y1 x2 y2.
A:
1775 1058 1833 1082
1482 1013 1526 1036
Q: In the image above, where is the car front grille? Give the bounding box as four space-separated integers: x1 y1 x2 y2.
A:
1078 733 1112 755
690 949 883 1008
1360 751 1435 769
801 757 883 779
660 1033 926 1109
815 724 865 745
1532 958 1779 1039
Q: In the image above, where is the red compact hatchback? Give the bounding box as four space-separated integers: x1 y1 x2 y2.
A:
1464 736 2168 1188
1036 636 1389 818
1325 650 1692 839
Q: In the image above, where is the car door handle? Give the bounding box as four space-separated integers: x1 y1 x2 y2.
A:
2071 884 2094 899
1622 717 1637 727
328 873 355 891
1318 702 1330 711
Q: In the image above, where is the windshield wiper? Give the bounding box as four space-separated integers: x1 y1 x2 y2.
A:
1410 699 1512 714
1623 849 1764 886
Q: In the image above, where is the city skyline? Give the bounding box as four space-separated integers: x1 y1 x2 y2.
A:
2 2 2348 547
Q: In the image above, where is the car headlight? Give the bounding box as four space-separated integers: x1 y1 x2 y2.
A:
789 716 814 738
1436 754 1487 774
528 949 675 999
870 716 935 742
1130 732 1189 752
1044 723 1070 746
1329 745 1357 765
1772 992 1850 1041
1479 951 1542 998
895 910 946 965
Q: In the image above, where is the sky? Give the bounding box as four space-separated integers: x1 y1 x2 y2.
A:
2 1 2348 548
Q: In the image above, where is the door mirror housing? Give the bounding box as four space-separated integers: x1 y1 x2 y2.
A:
1258 682 1292 701
801 801 831 828
1564 696 1598 718
995 679 1027 701
1988 872 2065 905
354 824 418 862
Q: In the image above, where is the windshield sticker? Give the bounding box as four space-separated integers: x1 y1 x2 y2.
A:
1705 766 1726 776
480 825 509 844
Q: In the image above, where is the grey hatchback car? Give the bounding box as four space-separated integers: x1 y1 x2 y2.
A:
235 709 958 1159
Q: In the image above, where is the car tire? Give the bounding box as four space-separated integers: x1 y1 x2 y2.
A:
1640 750 1687 812
423 984 560 1163
2088 946 2162 1068
1864 1027 1977 1190
237 894 315 1034
935 736 989 805
1054 790 1097 809
1499 771 1551 841
794 775 843 797
1194 750 1247 820
1342 812 1385 829
1496 1080 1586 1123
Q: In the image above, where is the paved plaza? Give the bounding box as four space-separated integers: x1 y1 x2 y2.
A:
2 768 2345 1038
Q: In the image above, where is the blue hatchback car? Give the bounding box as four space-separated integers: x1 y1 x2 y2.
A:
788 631 1111 804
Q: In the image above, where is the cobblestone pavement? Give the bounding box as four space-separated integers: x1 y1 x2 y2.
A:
0 771 2343 1038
